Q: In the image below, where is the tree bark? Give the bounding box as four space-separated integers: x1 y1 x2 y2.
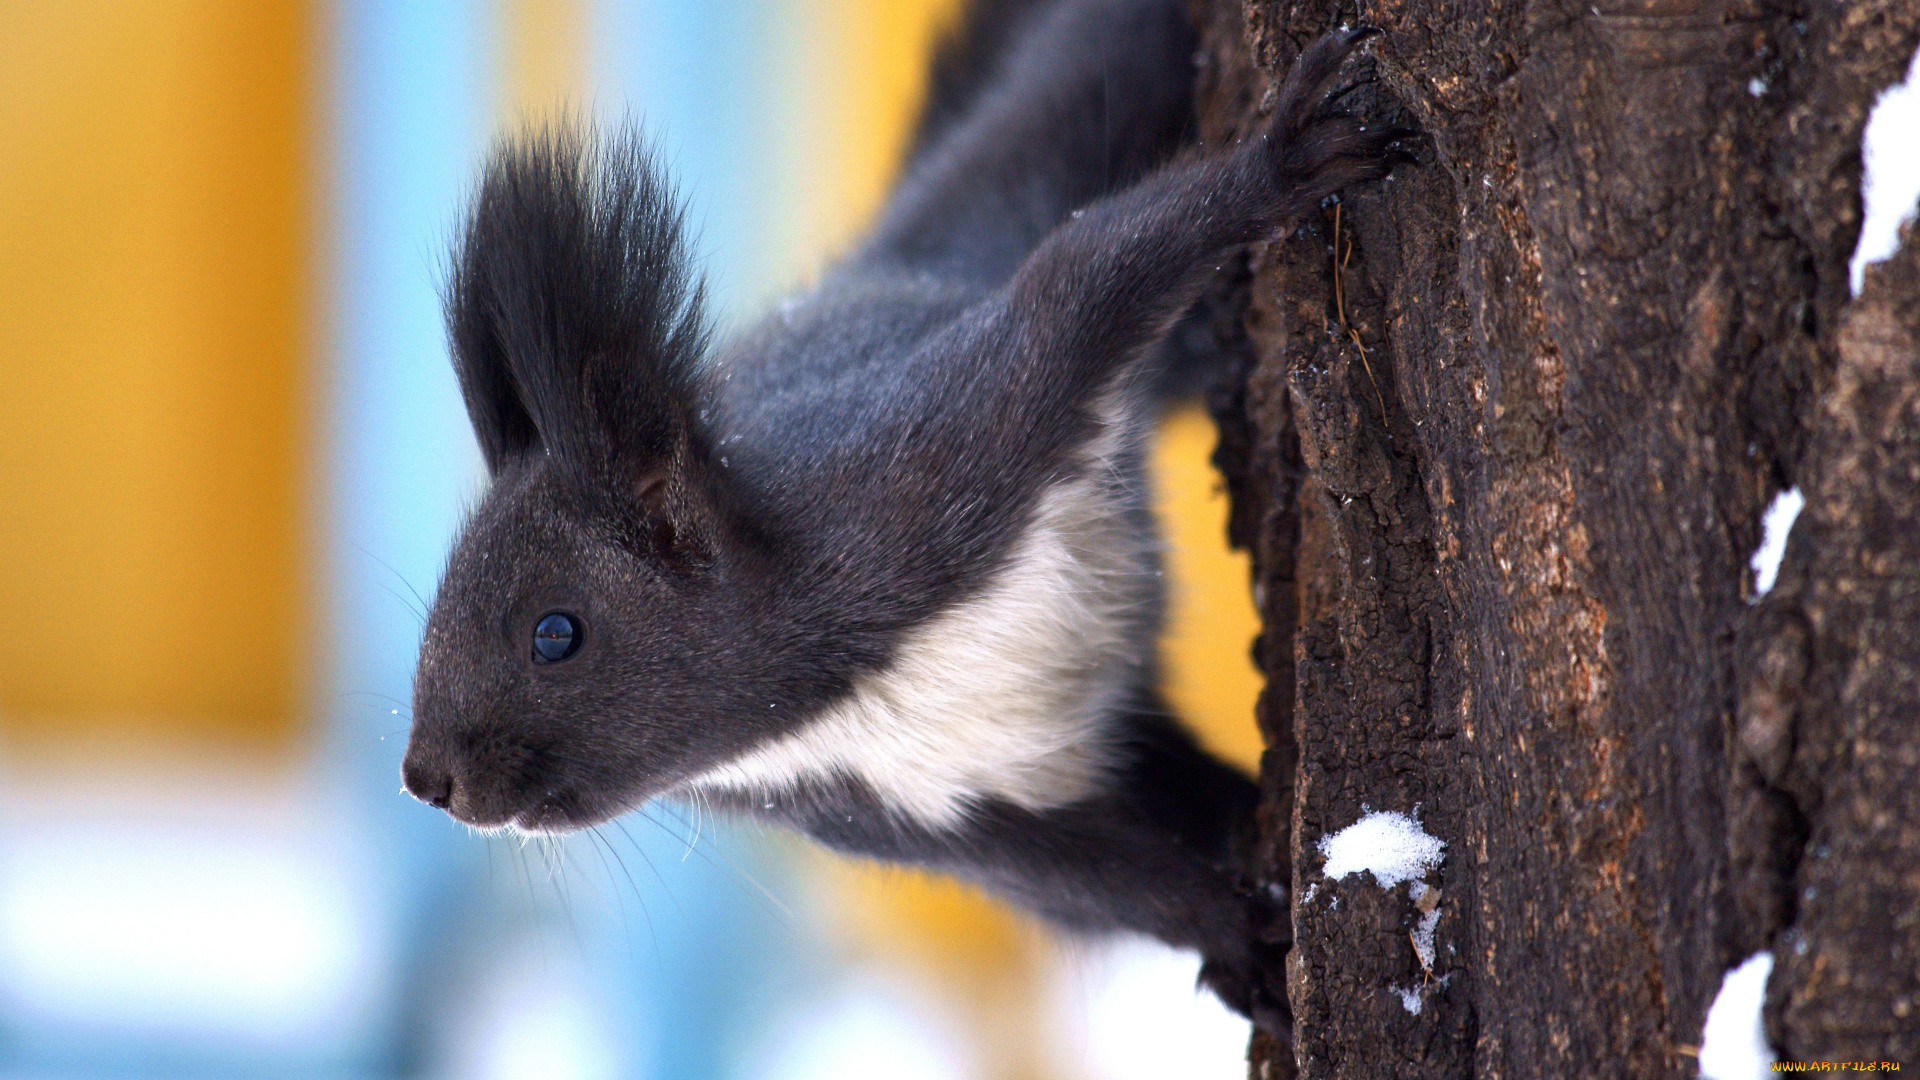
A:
1737 225 1920 1063
1188 1 1920 1075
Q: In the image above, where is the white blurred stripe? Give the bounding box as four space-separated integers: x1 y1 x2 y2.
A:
434 931 622 1080
1051 938 1251 1080
0 772 381 1049
746 971 977 1080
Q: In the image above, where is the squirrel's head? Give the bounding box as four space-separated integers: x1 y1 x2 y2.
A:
403 125 767 832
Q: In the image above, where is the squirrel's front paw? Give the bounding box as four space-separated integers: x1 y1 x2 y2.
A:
1259 27 1420 210
1196 884 1291 1034
1198 937 1290 1034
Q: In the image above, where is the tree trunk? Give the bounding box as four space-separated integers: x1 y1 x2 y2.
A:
1187 1 1920 1075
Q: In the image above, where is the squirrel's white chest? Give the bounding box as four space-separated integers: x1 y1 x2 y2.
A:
682 413 1159 829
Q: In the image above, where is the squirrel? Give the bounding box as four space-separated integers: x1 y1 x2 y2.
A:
402 0 1411 1025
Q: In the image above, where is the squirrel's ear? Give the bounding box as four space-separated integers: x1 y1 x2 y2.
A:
445 121 709 483
446 265 540 474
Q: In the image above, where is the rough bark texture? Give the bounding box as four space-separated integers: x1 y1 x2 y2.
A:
1740 226 1920 1062
1188 0 1920 1075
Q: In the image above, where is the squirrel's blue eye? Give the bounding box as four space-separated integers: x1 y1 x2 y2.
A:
533 612 582 663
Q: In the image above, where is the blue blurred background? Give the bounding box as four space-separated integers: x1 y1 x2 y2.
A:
0 2 1265 1076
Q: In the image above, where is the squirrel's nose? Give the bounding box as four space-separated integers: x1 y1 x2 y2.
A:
402 756 455 810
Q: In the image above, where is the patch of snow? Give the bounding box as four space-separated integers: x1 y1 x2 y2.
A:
1392 985 1424 1015
1414 909 1441 961
1409 882 1442 970
1699 952 1776 1080
1750 487 1804 600
1318 810 1446 890
1850 45 1920 296
1388 974 1450 1017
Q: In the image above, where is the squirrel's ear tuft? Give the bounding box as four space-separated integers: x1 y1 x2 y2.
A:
445 121 709 482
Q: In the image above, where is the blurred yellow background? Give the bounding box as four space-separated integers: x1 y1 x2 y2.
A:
0 0 314 751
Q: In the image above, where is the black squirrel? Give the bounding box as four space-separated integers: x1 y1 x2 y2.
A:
403 0 1411 1025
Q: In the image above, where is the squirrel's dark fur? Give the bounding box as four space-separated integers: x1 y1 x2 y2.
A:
404 0 1410 1026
